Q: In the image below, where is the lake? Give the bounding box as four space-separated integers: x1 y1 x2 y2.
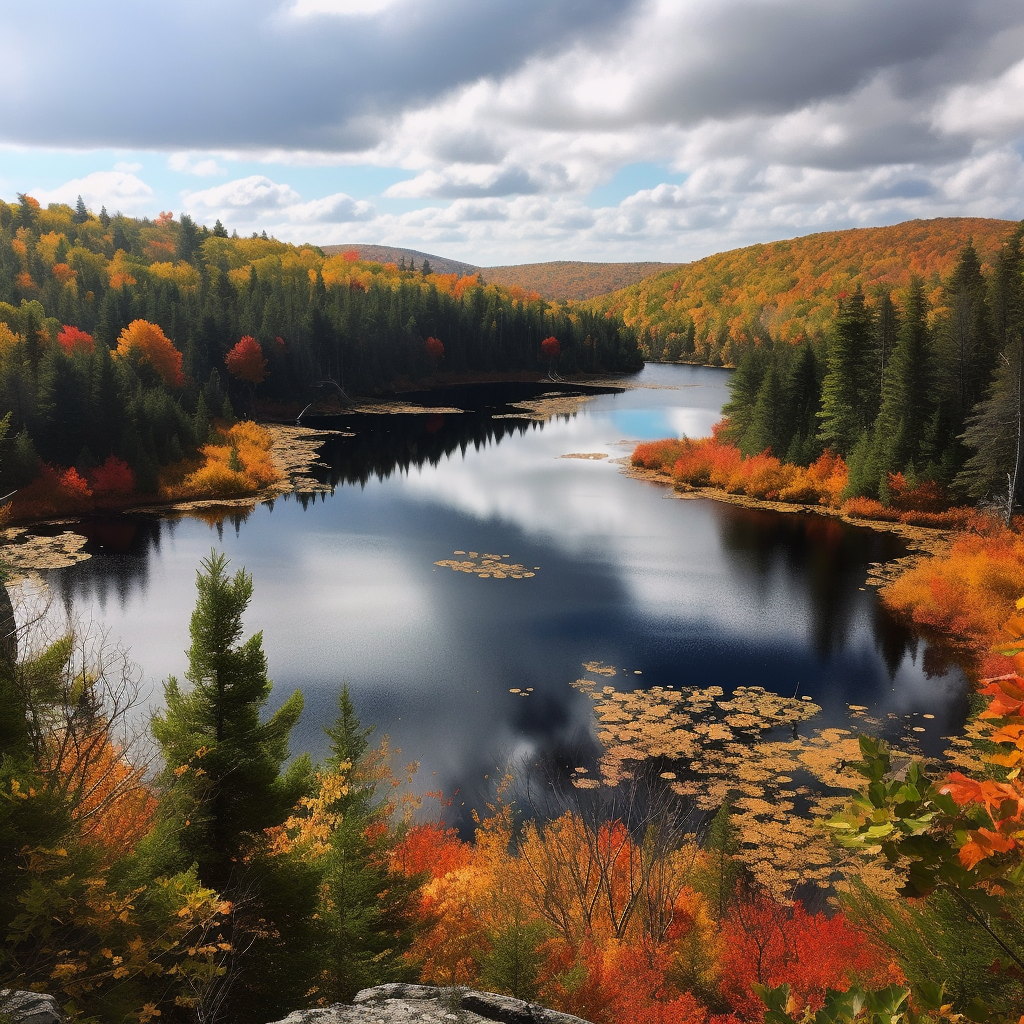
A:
46 363 969 831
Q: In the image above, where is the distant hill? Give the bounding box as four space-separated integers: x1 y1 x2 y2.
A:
584 217 1018 363
481 261 679 300
319 244 477 277
322 245 678 300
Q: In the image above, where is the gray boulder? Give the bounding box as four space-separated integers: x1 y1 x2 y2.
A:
0 991 64 1024
265 984 593 1024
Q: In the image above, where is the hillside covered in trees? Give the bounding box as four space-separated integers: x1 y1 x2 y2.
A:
0 195 642 512
587 218 1015 365
325 245 679 301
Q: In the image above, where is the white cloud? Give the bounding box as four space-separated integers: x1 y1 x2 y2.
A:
113 160 142 173
168 152 227 177
287 191 375 223
32 170 153 213
935 57 1024 141
182 175 301 213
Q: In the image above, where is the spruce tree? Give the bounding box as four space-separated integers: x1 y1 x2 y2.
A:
316 685 418 1000
150 551 308 889
818 288 873 456
873 279 934 481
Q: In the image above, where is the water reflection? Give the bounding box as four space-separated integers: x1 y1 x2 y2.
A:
39 365 968 829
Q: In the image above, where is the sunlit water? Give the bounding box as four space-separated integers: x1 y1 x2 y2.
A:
46 364 968 827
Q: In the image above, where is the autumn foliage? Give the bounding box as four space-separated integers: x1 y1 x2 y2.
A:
541 335 561 361
115 319 185 387
881 520 1024 674
424 336 445 362
590 217 1013 360
394 798 890 1024
56 324 95 354
225 334 268 385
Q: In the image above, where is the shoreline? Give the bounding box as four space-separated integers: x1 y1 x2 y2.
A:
618 461 958 612
0 424 339 574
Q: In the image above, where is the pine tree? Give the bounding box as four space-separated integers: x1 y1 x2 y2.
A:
316 685 419 1000
818 288 873 456
73 195 89 224
873 279 934 481
150 551 308 889
741 362 785 456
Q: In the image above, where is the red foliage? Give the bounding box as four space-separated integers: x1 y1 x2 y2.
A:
719 898 894 1020
392 822 473 881
342 249 360 262
424 336 445 362
225 335 269 385
57 325 95 355
541 336 561 360
89 456 135 497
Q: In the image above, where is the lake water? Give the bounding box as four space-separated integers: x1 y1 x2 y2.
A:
47 364 968 828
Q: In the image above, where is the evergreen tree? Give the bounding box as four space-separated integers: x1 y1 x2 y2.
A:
73 195 89 224
150 551 308 889
817 288 874 456
782 341 823 465
872 279 934 481
315 685 419 1001
741 362 785 456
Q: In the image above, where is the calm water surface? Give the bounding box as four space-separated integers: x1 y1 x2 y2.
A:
49 364 968 825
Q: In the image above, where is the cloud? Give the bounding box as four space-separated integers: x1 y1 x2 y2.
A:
168 153 227 177
287 192 375 223
8 1 1024 262
386 165 542 199
182 175 301 213
31 170 153 213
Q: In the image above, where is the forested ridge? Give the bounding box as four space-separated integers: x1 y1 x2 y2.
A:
587 218 1015 366
0 194 642 515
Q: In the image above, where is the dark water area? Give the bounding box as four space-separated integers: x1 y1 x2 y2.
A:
43 364 969 830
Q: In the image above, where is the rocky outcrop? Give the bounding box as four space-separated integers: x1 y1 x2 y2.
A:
0 990 64 1024
266 984 594 1024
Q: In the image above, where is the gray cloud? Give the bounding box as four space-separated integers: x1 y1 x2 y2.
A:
0 0 636 151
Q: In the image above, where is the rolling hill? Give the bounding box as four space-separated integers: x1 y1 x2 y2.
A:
583 217 1017 363
321 245 678 300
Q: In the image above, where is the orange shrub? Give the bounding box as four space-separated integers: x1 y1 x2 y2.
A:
881 518 1024 672
10 463 94 518
633 439 687 472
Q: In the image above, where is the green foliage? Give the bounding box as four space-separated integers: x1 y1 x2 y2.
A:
150 550 309 888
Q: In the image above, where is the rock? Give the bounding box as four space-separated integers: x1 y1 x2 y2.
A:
0 990 64 1024
264 985 593 1024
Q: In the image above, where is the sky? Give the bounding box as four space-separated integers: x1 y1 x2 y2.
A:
2 0 1024 265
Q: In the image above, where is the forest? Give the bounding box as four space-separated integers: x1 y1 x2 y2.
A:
0 194 643 520
588 218 1014 367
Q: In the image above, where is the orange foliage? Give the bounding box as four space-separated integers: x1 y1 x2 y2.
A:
15 271 37 292
632 435 849 506
424 336 445 362
392 822 472 880
57 324 95 355
170 421 281 499
882 519 1024 673
589 217 1012 353
116 319 184 386
59 732 157 860
225 335 268 384
541 336 561 360
51 262 78 286
155 210 174 226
